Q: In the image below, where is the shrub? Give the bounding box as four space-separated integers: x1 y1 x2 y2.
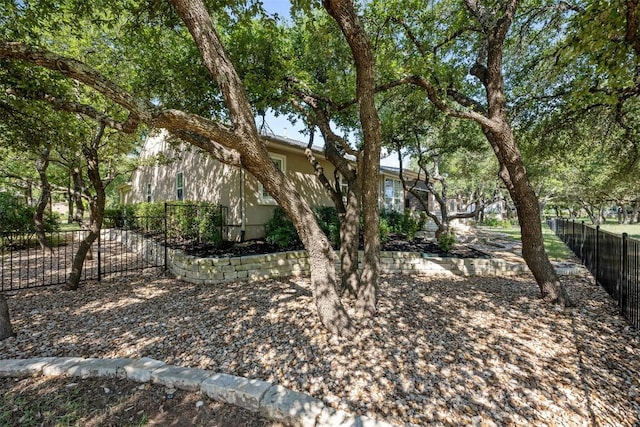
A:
131 202 164 232
106 201 225 245
0 193 59 233
314 206 340 247
478 216 513 228
437 229 456 253
172 202 199 239
380 209 426 240
198 204 224 245
265 207 300 248
379 216 391 244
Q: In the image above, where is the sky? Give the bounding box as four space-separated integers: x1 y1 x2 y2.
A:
255 1 402 167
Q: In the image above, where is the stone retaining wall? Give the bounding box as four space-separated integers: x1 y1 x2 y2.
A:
0 357 398 427
102 229 530 285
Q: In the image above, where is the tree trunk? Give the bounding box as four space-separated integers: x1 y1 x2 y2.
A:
171 0 354 335
0 293 15 340
486 127 572 306
34 146 53 252
324 0 382 317
584 204 598 225
340 187 360 298
66 126 107 290
304 138 360 298
65 230 99 290
72 168 85 225
67 172 74 224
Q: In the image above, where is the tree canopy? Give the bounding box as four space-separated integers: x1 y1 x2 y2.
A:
2 0 640 330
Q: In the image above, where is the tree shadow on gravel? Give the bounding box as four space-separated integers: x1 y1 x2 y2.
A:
1 272 638 426
0 375 282 426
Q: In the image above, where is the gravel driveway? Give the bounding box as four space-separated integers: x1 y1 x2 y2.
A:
1 270 638 426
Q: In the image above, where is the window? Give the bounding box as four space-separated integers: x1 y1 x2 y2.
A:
146 183 152 202
258 154 286 204
176 172 184 201
383 178 403 212
339 174 349 201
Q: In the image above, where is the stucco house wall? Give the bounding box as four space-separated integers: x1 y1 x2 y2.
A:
123 131 339 240
121 131 438 241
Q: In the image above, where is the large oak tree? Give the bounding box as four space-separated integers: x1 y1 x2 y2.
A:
0 0 355 335
372 0 572 305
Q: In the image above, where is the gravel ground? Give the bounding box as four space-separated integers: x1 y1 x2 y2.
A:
1 271 639 426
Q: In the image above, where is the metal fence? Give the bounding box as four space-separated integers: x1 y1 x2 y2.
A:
165 202 228 250
1 202 230 292
1 218 166 292
548 218 640 329
1 229 99 290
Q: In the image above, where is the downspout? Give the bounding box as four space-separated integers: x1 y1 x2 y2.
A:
240 168 246 242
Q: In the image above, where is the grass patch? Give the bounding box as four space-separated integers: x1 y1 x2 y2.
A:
59 222 82 231
481 223 576 261
598 223 640 240
555 219 640 240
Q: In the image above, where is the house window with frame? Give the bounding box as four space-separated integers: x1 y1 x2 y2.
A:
258 154 286 205
146 183 152 202
339 174 350 202
176 172 184 201
383 178 404 212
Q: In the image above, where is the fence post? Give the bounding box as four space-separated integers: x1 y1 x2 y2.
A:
164 202 168 273
97 231 102 282
581 221 585 263
621 233 628 316
595 225 600 284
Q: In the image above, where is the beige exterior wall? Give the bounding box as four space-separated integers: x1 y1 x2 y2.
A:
123 132 337 240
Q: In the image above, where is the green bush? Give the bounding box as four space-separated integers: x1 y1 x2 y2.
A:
198 204 224 245
314 206 341 247
437 229 456 253
478 216 513 228
380 209 426 240
265 206 301 248
105 201 225 245
173 202 199 239
379 216 391 244
132 202 164 232
0 193 59 233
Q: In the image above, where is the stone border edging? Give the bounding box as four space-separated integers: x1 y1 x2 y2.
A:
0 357 406 427
102 228 586 286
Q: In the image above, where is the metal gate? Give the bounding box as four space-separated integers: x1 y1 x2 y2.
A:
1 223 165 292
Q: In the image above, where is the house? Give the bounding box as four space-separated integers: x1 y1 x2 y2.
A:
119 130 429 241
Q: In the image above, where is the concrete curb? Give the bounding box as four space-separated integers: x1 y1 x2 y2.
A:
0 357 405 427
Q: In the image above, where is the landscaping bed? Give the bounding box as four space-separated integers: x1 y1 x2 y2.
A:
1 272 638 426
168 234 490 259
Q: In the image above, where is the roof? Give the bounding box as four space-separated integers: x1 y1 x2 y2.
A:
261 132 420 178
261 130 323 151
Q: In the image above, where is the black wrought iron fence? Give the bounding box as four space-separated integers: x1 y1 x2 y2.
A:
165 202 228 250
548 218 640 329
1 229 99 291
2 217 167 292
101 214 166 277
1 202 231 291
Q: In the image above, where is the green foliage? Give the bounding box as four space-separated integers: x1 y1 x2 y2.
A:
380 209 426 240
105 201 225 245
0 193 59 233
265 206 301 248
437 229 456 253
477 216 514 228
198 204 225 246
166 201 225 245
314 206 341 247
173 203 199 240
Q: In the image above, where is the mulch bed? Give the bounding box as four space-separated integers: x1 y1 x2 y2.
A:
169 234 490 259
